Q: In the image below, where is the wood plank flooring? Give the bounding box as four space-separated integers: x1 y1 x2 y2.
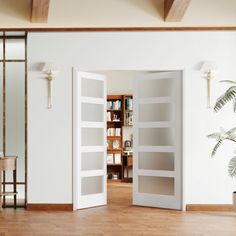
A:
0 182 236 236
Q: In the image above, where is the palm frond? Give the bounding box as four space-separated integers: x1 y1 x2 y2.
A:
207 133 221 140
228 157 236 177
214 86 236 112
220 80 236 84
234 97 236 112
226 127 236 141
211 139 223 157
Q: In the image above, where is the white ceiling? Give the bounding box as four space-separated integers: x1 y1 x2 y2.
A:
0 0 236 28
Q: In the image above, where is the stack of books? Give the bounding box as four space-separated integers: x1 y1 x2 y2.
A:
107 153 122 164
107 100 122 110
107 128 121 136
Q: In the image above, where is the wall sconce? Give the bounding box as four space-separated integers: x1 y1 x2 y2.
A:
201 61 218 108
41 62 58 109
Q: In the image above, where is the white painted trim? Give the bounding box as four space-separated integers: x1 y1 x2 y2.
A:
181 69 187 211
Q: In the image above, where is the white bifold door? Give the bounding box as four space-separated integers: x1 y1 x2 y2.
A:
73 70 107 210
133 71 182 210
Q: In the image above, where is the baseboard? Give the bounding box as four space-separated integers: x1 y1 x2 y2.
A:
26 204 73 211
186 204 234 212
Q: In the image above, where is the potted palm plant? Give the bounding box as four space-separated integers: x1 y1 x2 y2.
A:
208 80 236 211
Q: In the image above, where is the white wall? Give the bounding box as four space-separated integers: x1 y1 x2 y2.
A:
28 31 236 204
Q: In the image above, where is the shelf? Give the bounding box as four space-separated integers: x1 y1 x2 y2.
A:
123 124 133 127
107 148 123 151
107 136 122 139
107 109 122 112
125 110 133 112
107 164 122 166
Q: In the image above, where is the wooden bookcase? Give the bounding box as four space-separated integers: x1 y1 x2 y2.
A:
107 95 123 181
107 95 133 182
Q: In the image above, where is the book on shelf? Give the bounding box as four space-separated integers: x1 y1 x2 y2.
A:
107 100 122 110
107 128 121 136
125 97 133 110
107 112 111 121
114 153 121 164
107 154 114 164
125 112 133 125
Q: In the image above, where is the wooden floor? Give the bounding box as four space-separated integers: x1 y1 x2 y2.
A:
0 183 236 236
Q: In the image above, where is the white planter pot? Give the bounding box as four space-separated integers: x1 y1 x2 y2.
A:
233 192 236 211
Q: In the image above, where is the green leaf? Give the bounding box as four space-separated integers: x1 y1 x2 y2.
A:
228 157 236 177
211 140 222 157
214 86 236 112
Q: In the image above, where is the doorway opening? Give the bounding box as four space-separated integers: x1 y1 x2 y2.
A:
73 70 183 210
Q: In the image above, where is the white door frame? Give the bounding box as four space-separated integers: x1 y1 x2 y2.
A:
72 68 186 211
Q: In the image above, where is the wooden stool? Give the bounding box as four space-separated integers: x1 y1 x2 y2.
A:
0 157 17 210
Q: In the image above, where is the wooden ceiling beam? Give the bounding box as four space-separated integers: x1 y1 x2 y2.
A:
31 0 50 23
164 0 191 22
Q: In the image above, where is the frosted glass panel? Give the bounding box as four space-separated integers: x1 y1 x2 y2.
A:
0 64 3 152
0 39 3 59
139 128 174 146
139 176 174 195
5 63 25 182
81 78 103 98
82 103 103 122
139 152 174 171
139 78 173 98
82 128 103 146
5 39 25 60
139 103 173 122
81 152 104 171
81 176 103 195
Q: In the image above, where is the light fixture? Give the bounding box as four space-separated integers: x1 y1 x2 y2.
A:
201 61 218 108
41 62 58 109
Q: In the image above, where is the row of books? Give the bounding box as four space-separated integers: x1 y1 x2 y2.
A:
107 128 121 136
107 153 122 164
125 97 133 110
107 100 122 110
125 112 133 125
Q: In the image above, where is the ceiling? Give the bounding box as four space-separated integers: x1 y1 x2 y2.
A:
0 0 236 28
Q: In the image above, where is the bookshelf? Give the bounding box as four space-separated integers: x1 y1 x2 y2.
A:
107 95 133 181
107 95 123 181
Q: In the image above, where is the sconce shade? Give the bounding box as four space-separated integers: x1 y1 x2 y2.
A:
201 61 218 73
41 62 58 74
